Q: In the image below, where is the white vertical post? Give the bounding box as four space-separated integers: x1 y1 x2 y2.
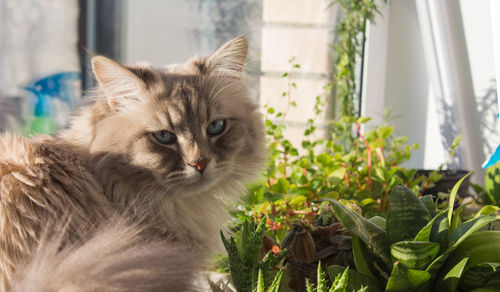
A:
491 0 500 117
361 0 391 126
415 0 485 183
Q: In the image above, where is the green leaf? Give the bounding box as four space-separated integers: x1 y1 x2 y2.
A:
385 262 431 291
442 231 500 277
473 205 500 219
435 257 468 292
221 231 252 292
327 265 382 292
419 195 436 215
369 216 386 231
267 269 284 292
390 241 440 270
460 262 500 291
431 212 450 253
447 172 472 226
448 215 499 247
317 263 327 292
450 202 471 234
386 185 431 245
316 153 333 166
357 117 372 124
413 209 448 242
241 220 252 253
259 248 290 288
272 178 289 194
329 267 349 292
242 220 266 265
351 235 378 282
328 199 392 269
306 279 314 292
289 194 307 206
330 167 347 180
426 218 499 279
485 161 500 204
379 126 394 139
255 269 265 292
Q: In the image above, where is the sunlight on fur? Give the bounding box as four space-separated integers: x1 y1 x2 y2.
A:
0 37 265 291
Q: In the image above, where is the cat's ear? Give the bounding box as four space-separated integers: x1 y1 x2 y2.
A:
92 56 147 109
205 36 248 78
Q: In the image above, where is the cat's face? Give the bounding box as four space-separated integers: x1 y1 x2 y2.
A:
88 37 265 195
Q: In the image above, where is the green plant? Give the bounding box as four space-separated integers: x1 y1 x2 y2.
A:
472 163 500 206
279 211 355 291
327 173 500 291
304 263 356 292
330 0 387 118
236 106 425 242
220 220 289 292
230 55 436 247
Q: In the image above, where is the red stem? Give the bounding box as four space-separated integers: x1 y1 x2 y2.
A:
343 163 350 187
356 123 372 188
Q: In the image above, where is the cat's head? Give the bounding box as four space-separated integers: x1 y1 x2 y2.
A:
82 37 265 196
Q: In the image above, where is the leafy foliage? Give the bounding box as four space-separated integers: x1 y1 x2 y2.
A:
330 0 387 118
234 70 429 242
328 174 500 291
220 220 289 292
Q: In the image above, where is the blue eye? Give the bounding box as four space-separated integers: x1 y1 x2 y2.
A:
206 119 226 136
152 130 176 144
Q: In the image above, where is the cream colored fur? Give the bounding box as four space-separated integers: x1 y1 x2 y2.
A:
0 37 266 291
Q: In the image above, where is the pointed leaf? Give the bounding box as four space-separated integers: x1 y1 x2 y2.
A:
255 269 265 292
241 220 252 251
390 241 440 270
243 219 266 265
426 218 500 279
386 263 431 291
436 257 468 292
387 185 431 245
442 231 500 277
317 262 327 292
431 212 449 252
449 202 471 234
447 172 472 226
461 263 500 290
419 195 436 215
327 265 383 292
259 249 289 289
472 205 500 219
221 231 252 292
413 209 448 242
329 267 349 292
329 199 391 269
448 215 499 247
369 216 387 230
267 270 284 292
351 235 378 281
305 279 314 292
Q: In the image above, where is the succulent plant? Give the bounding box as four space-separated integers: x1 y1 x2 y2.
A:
327 173 500 291
281 208 355 291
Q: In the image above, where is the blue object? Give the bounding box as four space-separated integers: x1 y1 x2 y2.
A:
483 144 500 168
23 72 81 135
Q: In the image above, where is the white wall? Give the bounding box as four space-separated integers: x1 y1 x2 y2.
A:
123 1 204 65
363 0 496 184
259 0 336 147
364 0 444 169
460 0 498 157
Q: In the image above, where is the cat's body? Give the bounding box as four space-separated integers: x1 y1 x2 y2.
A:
0 37 265 291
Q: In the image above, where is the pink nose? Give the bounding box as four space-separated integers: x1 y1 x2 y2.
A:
188 159 209 173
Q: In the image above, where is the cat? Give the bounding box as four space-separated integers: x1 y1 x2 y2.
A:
0 36 266 291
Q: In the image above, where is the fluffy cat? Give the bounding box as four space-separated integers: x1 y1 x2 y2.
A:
0 36 265 291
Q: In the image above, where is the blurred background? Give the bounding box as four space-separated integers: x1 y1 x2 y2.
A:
0 0 498 183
